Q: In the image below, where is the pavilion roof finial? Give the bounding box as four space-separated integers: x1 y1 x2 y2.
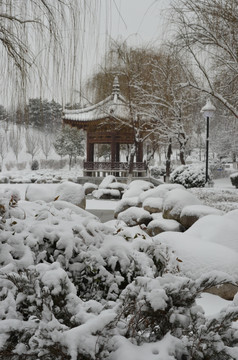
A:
112 76 120 96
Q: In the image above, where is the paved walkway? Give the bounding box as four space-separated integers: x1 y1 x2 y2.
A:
87 209 115 222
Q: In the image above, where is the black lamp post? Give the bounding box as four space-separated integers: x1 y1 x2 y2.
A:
201 99 216 185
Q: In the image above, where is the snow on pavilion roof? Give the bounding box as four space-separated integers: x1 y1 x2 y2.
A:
63 91 130 123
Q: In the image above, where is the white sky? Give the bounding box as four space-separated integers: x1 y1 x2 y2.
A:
1 0 173 107
66 0 172 105
83 0 172 77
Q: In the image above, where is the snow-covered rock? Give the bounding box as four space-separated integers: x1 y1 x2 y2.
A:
139 183 185 204
55 181 86 209
118 206 152 227
99 175 117 189
156 210 238 288
83 182 98 195
114 197 140 218
180 205 224 228
107 182 128 192
147 216 184 236
122 180 154 198
143 197 164 213
92 188 121 199
25 184 55 202
204 283 238 301
163 188 201 222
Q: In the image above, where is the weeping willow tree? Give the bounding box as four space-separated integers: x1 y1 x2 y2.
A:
0 0 106 111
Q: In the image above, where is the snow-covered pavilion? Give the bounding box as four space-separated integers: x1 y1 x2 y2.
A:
63 77 147 177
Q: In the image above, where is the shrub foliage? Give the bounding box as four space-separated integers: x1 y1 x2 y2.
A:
170 164 209 188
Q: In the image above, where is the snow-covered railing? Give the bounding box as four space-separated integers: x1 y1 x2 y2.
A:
84 161 147 171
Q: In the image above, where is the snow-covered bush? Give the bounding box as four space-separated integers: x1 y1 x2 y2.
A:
16 161 27 170
150 165 165 178
230 172 238 188
0 188 21 222
31 159 39 170
0 190 237 359
170 164 209 188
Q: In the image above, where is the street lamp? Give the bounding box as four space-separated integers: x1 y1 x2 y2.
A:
201 99 216 185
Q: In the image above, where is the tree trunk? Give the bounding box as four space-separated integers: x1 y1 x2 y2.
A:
179 149 185 165
69 155 72 170
128 143 136 176
128 151 135 175
165 138 172 182
178 132 187 165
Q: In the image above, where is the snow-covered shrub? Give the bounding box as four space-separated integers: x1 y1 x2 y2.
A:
116 273 238 360
5 161 15 171
170 164 209 188
0 188 21 222
230 172 238 188
0 191 238 359
150 165 165 178
40 158 68 170
31 159 39 170
16 161 27 170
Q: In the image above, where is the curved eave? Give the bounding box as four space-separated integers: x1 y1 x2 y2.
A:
63 93 130 123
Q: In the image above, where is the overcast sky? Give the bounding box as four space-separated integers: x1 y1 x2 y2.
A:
0 0 173 107
74 0 172 102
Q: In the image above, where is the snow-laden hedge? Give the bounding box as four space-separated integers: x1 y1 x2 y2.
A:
230 172 238 188
170 164 209 188
0 189 237 359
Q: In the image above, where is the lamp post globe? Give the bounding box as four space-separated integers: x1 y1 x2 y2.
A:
201 99 216 185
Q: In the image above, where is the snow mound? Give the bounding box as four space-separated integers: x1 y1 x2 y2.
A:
99 175 117 189
122 180 154 198
25 184 55 202
185 213 238 252
55 181 85 209
156 231 238 281
111 333 181 360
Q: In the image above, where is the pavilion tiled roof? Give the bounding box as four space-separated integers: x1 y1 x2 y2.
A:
63 77 130 123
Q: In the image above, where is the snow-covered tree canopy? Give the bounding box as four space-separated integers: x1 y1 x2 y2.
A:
172 0 238 118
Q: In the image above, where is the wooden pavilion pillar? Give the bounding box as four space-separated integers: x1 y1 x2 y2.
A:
111 134 116 163
136 141 143 162
116 143 120 161
111 142 120 162
86 133 94 162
